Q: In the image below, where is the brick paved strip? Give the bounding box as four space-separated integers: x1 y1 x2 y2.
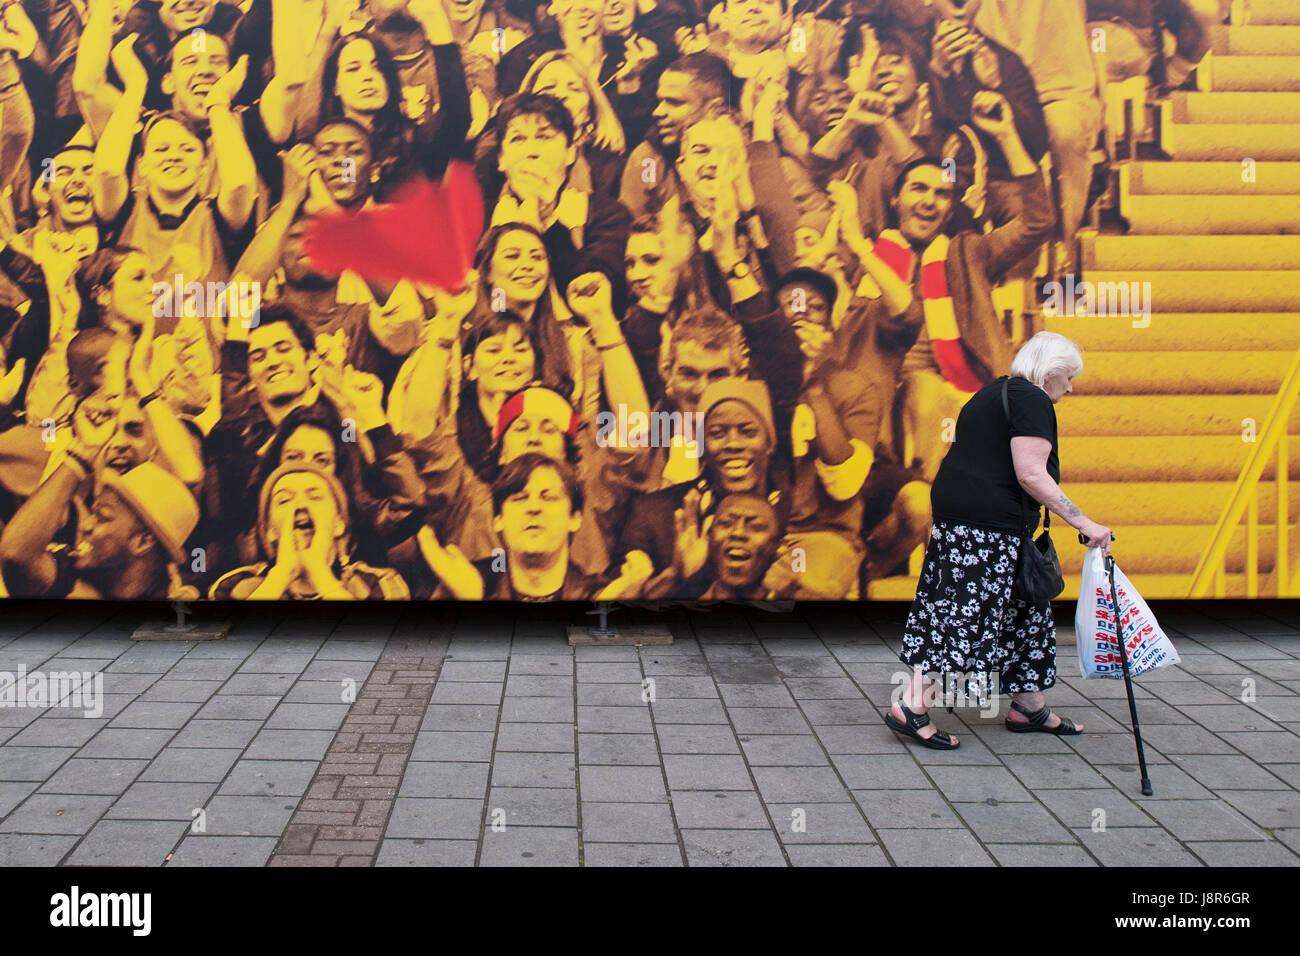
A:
268 615 451 867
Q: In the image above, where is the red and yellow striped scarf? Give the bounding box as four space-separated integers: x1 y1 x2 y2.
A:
872 230 983 394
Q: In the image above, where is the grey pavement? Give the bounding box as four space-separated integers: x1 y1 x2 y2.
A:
1 599 1298 866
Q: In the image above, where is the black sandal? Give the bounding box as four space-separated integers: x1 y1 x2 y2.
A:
1004 700 1082 735
885 701 960 750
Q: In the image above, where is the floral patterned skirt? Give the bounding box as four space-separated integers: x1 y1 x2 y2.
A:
900 520 1057 694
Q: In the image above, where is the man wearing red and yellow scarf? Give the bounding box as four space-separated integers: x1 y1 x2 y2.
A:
879 89 1055 483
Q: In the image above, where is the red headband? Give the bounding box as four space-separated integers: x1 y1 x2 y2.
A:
494 387 579 443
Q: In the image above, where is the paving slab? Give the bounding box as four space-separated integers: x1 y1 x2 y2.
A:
1072 827 1204 867
580 801 679 843
580 765 668 803
219 760 321 797
385 798 483 840
664 755 754 792
10 719 110 747
1214 789 1300 829
420 704 500 733
0 746 78 779
501 697 574 723
728 707 814 735
410 731 495 762
479 826 578 866
878 828 995 866
785 843 890 866
64 820 188 866
375 839 478 866
578 683 646 707
682 828 787 866
0 832 78 865
854 789 965 829
397 764 488 801
166 720 260 750
988 843 1099 866
0 793 115 834
656 725 742 755
1035 788 1156 829
648 699 731 724
166 836 279 866
577 705 653 734
766 802 876 844
39 758 149 795
925 765 1035 803
486 752 574 789
139 748 242 783
1174 754 1293 790
487 787 577 828
430 681 506 705
577 733 660 766
831 754 932 789
740 734 831 766
1001 753 1113 789
105 782 219 820
494 722 574 753
752 765 854 803
671 789 768 830
952 801 1077 844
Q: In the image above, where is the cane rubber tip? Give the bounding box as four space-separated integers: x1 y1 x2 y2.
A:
1141 781 1153 796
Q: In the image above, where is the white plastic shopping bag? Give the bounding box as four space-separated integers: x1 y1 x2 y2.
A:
1075 548 1181 679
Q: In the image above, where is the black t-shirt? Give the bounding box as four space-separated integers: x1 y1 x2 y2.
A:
930 375 1060 533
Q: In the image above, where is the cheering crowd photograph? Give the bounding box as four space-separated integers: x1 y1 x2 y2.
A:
0 0 1213 605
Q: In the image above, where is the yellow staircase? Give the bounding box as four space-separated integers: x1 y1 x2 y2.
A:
1057 0 1300 599
866 0 1300 602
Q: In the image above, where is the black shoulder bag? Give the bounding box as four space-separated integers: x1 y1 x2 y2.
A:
1001 377 1065 608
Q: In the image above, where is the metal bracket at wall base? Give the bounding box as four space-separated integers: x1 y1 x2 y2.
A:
131 601 231 642
567 601 673 646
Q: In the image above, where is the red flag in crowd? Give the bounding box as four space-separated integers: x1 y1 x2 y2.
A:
302 161 483 289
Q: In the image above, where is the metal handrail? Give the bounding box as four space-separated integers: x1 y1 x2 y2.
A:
1188 345 1300 597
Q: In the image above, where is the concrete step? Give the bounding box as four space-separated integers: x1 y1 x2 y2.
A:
1122 194 1300 234
1083 235 1300 270
1200 54 1300 90
1060 572 1254 601
1124 161 1300 195
1056 525 1277 575
866 576 927 601
1061 435 1295 481
1047 313 1300 351
1242 0 1300 26
876 527 1281 579
1054 395 1300 436
866 572 1246 601
1210 25 1300 55
1083 271 1300 311
1171 90 1300 123
1066 480 1284 525
1060 573 1244 601
1164 121 1300 160
1069 350 1292 394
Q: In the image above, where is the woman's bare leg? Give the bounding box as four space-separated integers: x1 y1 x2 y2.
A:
1008 690 1083 731
891 669 958 744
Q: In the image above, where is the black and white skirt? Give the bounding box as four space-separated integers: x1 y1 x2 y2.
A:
900 520 1057 695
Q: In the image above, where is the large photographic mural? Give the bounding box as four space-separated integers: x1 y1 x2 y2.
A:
0 0 1292 602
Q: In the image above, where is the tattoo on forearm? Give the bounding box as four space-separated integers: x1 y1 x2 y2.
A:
1055 493 1082 517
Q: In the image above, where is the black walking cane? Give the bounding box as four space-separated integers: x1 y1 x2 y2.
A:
1081 532 1154 796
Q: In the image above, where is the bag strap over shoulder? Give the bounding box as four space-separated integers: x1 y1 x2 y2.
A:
1000 376 1050 532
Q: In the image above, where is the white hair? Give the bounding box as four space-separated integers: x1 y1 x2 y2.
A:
1009 331 1083 388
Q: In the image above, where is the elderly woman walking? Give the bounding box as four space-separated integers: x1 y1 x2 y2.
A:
886 332 1113 749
